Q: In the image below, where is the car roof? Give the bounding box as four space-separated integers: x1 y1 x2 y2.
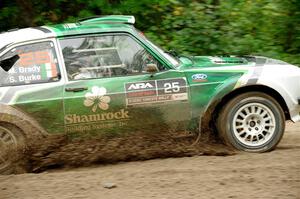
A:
0 28 55 53
0 15 136 54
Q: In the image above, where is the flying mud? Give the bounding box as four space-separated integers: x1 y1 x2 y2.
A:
1 122 299 199
7 128 234 173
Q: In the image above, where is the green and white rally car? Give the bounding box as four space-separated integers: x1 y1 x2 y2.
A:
0 15 299 172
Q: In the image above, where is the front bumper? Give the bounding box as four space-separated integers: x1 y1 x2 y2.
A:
290 104 300 122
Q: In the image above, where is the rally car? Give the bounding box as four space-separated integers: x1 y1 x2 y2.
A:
0 15 299 173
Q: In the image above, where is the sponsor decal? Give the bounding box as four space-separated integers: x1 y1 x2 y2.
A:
125 81 156 92
65 109 129 125
191 74 208 82
65 86 130 132
65 121 128 133
84 86 111 112
128 82 154 90
125 78 188 106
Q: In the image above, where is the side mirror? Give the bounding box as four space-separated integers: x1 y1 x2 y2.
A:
145 64 159 73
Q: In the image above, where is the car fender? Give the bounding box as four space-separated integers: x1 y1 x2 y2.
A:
198 75 241 132
202 75 299 124
256 78 300 122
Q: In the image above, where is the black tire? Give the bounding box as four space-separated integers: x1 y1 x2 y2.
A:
0 123 25 174
217 92 285 152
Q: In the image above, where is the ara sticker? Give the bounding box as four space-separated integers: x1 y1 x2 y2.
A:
124 78 188 106
191 74 208 82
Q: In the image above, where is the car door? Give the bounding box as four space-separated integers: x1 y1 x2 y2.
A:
59 34 191 136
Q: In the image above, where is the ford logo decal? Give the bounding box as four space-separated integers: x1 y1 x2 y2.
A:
192 74 208 81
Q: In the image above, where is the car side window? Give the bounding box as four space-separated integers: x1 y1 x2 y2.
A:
0 41 60 87
59 35 164 80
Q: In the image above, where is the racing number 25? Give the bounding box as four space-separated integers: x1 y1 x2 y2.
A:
164 82 180 93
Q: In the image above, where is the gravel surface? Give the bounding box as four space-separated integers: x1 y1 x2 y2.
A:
0 122 299 199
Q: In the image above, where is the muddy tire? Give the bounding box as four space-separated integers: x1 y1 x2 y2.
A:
0 123 25 174
217 92 285 152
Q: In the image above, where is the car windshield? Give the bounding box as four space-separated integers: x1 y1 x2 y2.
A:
136 30 180 67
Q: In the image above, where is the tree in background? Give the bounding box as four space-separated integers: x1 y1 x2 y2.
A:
0 0 299 65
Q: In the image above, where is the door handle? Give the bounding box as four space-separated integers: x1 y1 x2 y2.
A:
65 87 88 92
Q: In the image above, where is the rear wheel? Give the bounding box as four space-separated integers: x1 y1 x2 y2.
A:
0 123 25 174
217 92 285 152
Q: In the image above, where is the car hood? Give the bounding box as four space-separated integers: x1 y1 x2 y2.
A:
177 55 290 69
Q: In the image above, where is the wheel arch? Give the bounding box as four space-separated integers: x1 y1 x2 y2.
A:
201 84 290 133
0 104 47 139
216 85 289 119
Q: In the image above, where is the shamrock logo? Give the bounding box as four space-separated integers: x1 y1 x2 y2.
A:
84 86 111 112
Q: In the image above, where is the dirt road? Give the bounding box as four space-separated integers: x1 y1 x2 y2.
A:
0 122 299 199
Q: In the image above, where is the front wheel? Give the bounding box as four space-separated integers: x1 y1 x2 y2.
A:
217 92 285 152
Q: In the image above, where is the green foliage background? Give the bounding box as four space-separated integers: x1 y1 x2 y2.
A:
0 0 299 65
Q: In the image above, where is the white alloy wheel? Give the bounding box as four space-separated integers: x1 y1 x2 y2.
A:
232 103 276 147
217 92 285 152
